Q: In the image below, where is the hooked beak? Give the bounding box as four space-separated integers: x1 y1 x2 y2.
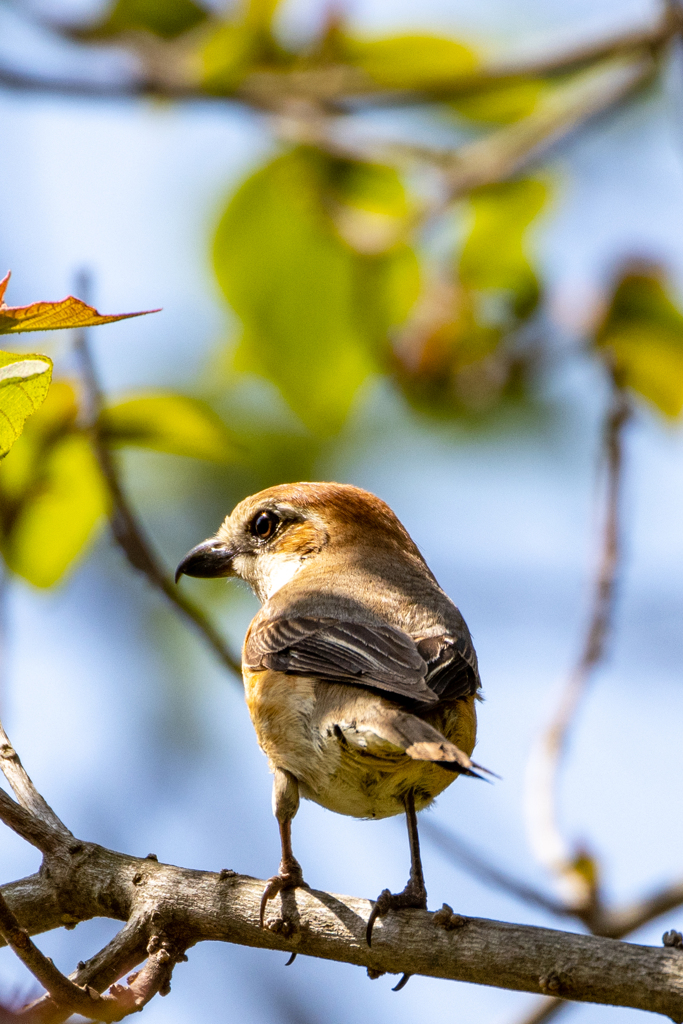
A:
175 538 234 583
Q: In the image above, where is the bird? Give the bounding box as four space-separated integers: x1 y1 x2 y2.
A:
176 481 486 968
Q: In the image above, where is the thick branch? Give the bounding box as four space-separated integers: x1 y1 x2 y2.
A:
72 320 241 679
0 849 682 1018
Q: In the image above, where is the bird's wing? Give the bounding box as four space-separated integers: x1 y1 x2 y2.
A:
244 617 478 708
417 633 480 702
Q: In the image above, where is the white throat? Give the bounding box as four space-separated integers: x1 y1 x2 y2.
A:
234 550 305 603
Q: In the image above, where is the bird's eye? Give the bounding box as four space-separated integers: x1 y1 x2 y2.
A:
252 511 279 540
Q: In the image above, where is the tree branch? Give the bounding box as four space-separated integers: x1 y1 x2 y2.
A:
422 820 570 918
0 848 682 1019
0 7 678 109
0 725 71 844
0 789 64 855
525 382 631 912
71 311 241 679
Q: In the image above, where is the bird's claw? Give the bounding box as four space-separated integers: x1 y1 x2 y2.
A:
366 884 427 946
259 865 310 928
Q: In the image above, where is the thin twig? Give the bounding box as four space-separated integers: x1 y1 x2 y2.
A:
71 284 240 679
0 724 71 842
0 789 62 854
525 382 632 910
0 888 178 1024
423 820 569 917
0 890 98 1016
513 996 567 1024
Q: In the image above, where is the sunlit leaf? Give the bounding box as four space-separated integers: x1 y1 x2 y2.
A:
344 34 477 90
459 177 547 319
3 434 108 588
0 382 78 500
214 148 418 432
100 393 241 461
595 267 683 418
73 0 207 40
0 350 52 458
449 77 548 124
0 272 159 334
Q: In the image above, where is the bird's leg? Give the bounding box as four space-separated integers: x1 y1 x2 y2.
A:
366 791 427 947
260 768 309 928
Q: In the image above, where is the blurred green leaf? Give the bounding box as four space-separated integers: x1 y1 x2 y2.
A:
214 148 418 432
200 0 285 93
327 161 412 254
449 77 548 124
3 434 108 588
393 178 547 415
595 267 683 417
459 176 547 319
74 0 207 39
100 393 241 461
0 351 52 459
344 34 477 90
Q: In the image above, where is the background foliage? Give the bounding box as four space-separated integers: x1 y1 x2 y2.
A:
0 0 682 1021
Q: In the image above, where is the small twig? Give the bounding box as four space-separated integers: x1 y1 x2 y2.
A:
21 917 149 1024
0 890 178 1024
0 789 63 854
525 382 632 910
71 281 241 679
0 890 98 1016
0 724 71 843
513 996 567 1024
423 820 570 918
604 878 683 939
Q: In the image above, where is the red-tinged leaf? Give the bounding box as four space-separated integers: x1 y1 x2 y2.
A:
0 272 160 335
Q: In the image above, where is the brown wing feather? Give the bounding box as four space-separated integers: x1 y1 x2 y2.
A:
244 616 479 708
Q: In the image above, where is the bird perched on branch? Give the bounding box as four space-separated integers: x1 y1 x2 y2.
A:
176 482 486 963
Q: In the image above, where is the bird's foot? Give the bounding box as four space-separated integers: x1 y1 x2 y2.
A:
259 858 310 928
366 879 427 947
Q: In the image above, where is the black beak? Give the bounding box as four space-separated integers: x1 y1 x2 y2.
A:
175 539 234 583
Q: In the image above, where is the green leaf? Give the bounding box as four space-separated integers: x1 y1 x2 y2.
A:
74 0 207 39
0 381 77 500
100 393 241 461
345 34 477 90
200 0 284 93
595 268 683 417
459 176 547 319
0 351 52 458
214 148 418 432
3 434 108 588
449 77 548 124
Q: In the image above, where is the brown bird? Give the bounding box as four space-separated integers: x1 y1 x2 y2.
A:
176 482 485 967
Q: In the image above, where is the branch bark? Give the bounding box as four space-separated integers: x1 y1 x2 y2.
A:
1 847 682 1019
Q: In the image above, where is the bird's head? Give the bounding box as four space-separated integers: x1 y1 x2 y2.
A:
175 481 421 602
